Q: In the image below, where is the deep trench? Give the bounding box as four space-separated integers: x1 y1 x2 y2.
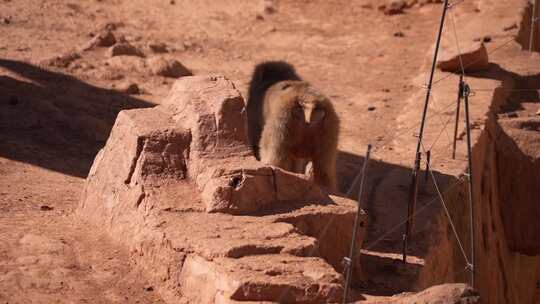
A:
418 64 540 304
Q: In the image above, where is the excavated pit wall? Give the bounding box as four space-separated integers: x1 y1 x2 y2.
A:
418 77 540 304
517 0 540 52
413 1 540 303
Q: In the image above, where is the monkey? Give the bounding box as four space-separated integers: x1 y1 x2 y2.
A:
246 61 340 191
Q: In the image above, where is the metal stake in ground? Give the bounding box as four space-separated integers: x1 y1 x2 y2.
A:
403 152 421 262
529 0 538 54
424 150 431 182
403 0 450 262
463 83 476 288
342 144 372 304
452 75 464 159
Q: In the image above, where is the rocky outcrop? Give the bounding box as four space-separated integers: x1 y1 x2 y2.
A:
419 48 540 304
147 57 192 78
437 42 490 73
419 106 540 304
494 116 540 255
517 0 540 52
78 75 367 303
106 42 144 57
414 2 540 303
80 30 117 51
383 283 479 303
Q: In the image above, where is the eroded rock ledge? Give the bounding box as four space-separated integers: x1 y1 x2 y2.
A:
78 75 367 303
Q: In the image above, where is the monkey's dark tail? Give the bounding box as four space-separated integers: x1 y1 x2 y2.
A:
246 61 301 159
247 61 301 103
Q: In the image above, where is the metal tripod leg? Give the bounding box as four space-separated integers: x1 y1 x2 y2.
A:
403 152 421 262
452 75 464 159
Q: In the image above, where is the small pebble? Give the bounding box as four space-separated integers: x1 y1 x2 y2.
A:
260 0 277 14
148 42 169 53
115 81 140 95
368 106 376 111
107 43 144 58
40 205 54 211
148 57 192 78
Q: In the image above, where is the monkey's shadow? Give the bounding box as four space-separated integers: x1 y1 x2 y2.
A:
0 59 154 178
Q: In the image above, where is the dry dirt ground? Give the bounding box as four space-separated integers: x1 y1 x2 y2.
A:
0 0 503 302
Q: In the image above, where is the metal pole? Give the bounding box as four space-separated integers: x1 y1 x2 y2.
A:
452 76 464 159
463 84 475 288
403 152 421 262
413 0 450 160
425 150 431 182
342 144 372 304
529 0 538 53
404 0 450 261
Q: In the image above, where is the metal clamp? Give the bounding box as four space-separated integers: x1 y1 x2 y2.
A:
463 83 471 97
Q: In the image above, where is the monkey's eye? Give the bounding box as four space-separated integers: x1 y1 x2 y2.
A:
292 105 304 118
311 108 326 122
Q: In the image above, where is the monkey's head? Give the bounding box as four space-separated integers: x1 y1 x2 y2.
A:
267 81 338 157
276 81 332 128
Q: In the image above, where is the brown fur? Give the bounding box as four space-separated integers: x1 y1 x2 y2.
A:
247 62 339 191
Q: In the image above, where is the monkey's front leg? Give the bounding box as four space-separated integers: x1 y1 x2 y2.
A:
312 151 338 192
259 124 295 171
260 147 295 172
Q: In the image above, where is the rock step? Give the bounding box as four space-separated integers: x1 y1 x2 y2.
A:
78 75 368 303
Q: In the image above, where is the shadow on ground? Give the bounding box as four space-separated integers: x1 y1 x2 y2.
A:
0 59 154 177
337 150 457 296
467 63 540 112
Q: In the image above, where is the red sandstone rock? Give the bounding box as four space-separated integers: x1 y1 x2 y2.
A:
437 42 490 73
259 0 277 15
201 166 327 215
147 41 169 53
80 30 117 51
78 75 367 303
381 0 407 15
106 42 144 57
386 283 479 303
162 75 252 162
147 57 192 78
39 52 81 68
495 116 540 255
114 80 140 95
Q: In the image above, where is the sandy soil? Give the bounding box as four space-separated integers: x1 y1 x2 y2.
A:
0 0 494 302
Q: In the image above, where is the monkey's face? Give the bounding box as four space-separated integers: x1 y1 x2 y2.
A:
289 99 326 157
277 81 327 126
292 99 326 127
